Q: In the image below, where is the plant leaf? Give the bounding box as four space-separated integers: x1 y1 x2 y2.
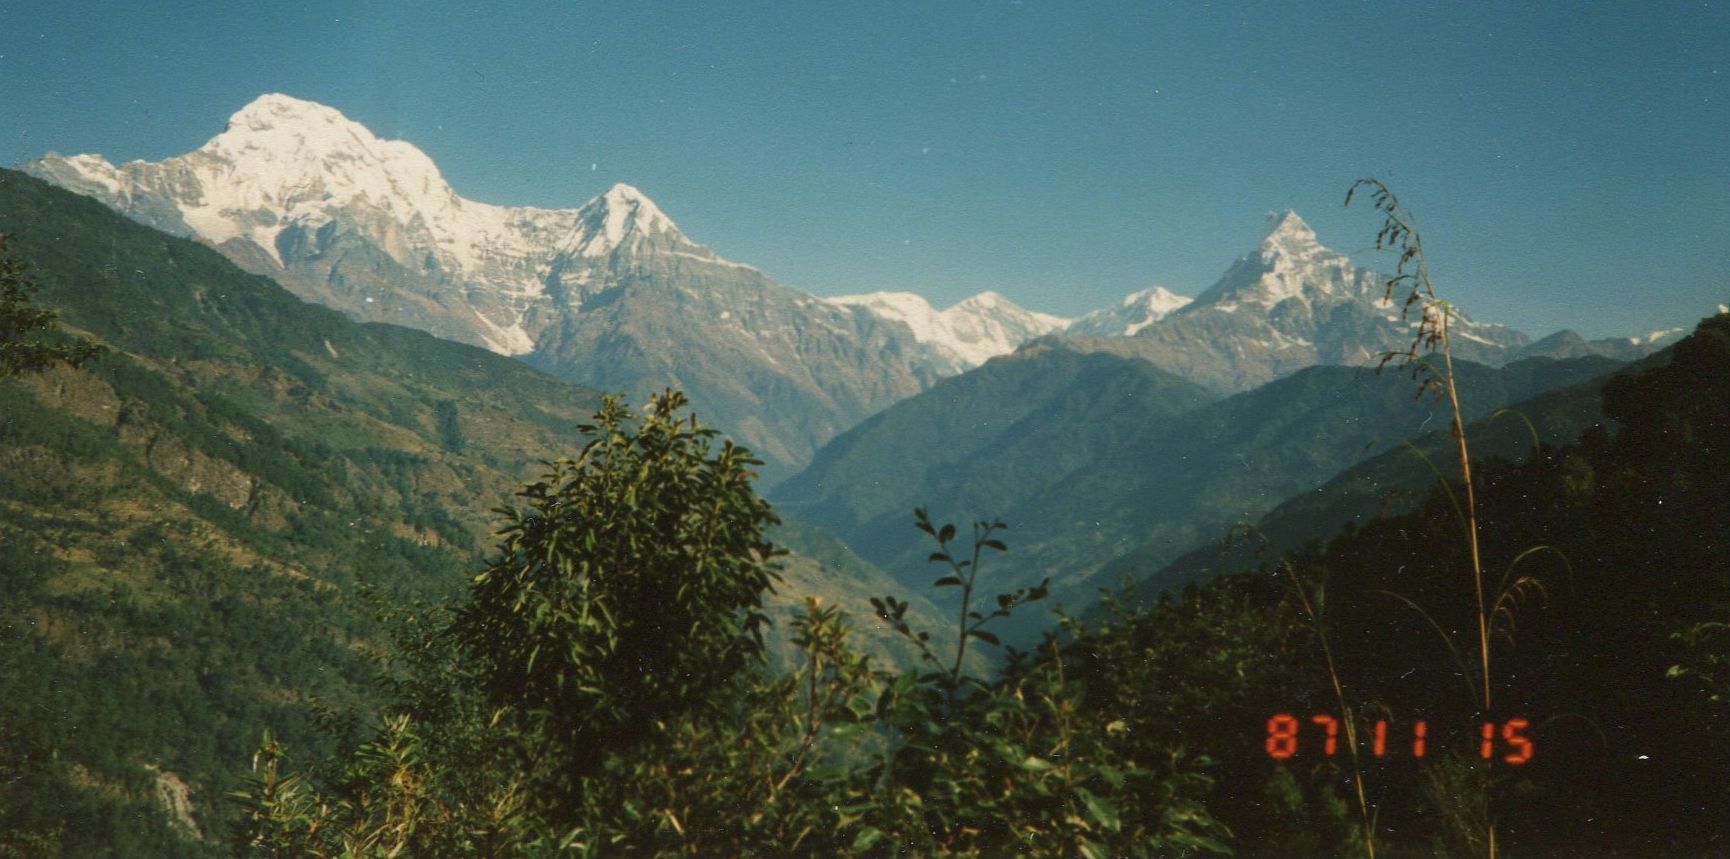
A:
1077 787 1121 832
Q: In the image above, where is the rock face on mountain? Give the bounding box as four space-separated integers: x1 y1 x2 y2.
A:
25 94 962 480
1051 212 1530 393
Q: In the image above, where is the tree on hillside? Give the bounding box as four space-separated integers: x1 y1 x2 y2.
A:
0 232 103 377
234 390 822 855
234 389 1228 857
452 388 785 803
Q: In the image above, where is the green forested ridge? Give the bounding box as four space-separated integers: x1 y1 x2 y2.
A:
773 343 1217 542
1110 350 1639 603
1089 312 1728 855
776 338 1618 637
0 170 932 855
0 167 603 856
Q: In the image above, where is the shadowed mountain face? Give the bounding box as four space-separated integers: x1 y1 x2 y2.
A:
1113 350 1639 608
776 336 1619 640
771 344 1218 578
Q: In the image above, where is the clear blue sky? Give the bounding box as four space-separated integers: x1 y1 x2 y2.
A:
4 2 1727 339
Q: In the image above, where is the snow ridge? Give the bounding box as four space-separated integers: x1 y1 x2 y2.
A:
1065 286 1193 337
828 290 1069 368
28 94 722 355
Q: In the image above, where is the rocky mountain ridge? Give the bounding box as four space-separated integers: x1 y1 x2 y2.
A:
27 95 1689 475
825 289 1069 369
1044 211 1532 393
30 95 1034 478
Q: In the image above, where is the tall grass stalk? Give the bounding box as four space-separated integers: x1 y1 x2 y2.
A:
1348 178 1498 857
1346 178 1492 714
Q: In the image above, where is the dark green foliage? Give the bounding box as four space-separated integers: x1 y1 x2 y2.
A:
851 513 1228 858
231 395 865 855
0 169 606 855
1062 314 1730 856
232 397 1232 857
432 398 464 453
0 231 104 377
453 389 783 806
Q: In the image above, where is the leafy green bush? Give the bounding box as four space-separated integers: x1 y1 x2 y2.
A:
452 389 783 813
233 392 1232 857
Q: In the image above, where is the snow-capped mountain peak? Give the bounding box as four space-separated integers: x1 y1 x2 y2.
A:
229 92 345 127
181 95 480 259
1187 210 1371 312
1260 210 1324 260
25 96 740 353
1066 286 1194 337
204 93 451 205
827 290 1068 369
565 182 688 257
1068 211 1530 392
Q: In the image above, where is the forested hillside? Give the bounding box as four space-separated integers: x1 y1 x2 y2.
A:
0 169 944 855
1107 348 1646 603
0 167 606 855
221 312 1729 856
779 339 1619 633
1064 312 1729 855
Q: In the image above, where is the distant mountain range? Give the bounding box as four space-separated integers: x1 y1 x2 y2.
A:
1065 286 1194 337
27 95 1043 480
27 95 1691 481
826 290 1069 368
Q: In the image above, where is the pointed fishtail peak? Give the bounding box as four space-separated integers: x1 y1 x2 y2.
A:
1259 210 1326 260
599 182 674 230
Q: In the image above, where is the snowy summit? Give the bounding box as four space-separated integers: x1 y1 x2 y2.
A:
827 290 1069 369
27 94 725 354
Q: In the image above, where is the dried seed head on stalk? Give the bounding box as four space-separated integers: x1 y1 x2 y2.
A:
1346 179 1450 400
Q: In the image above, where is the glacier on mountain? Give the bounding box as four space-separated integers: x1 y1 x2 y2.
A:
27 93 730 356
826 290 1069 369
1065 286 1193 337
